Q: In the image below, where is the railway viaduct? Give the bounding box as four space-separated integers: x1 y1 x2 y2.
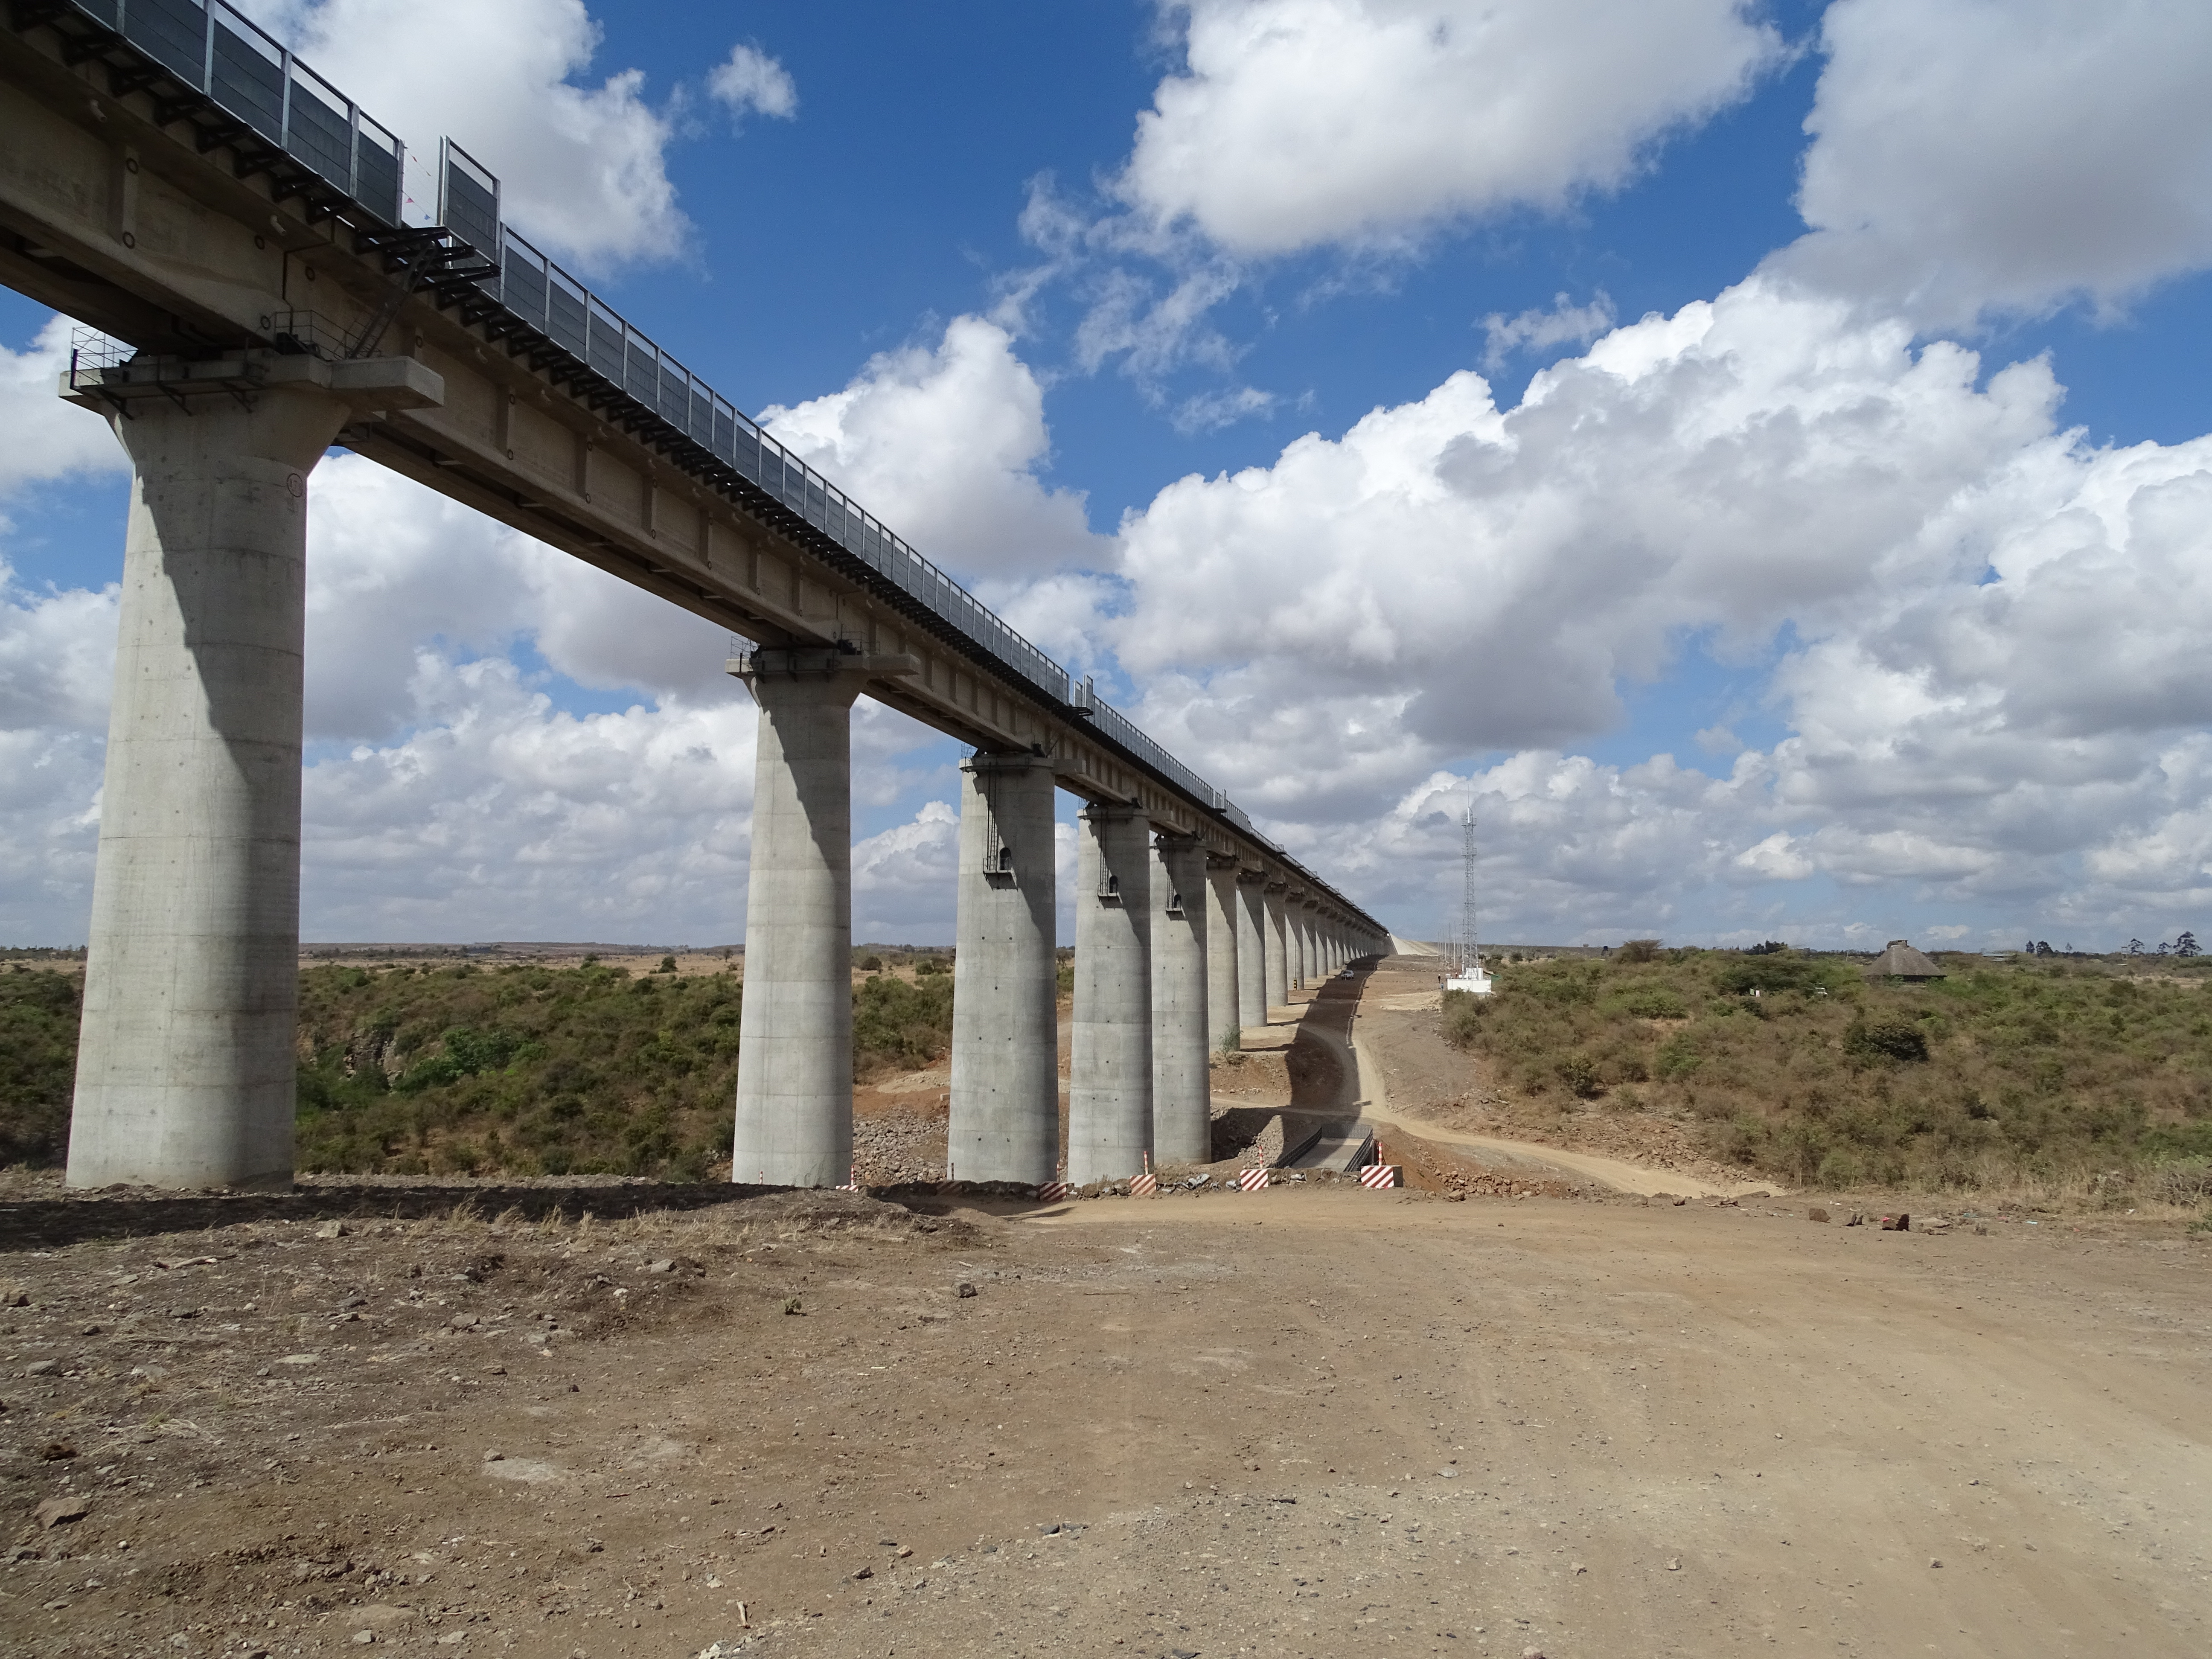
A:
0 0 1388 1193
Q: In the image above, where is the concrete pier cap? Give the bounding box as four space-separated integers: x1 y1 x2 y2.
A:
62 351 443 1193
730 647 918 1188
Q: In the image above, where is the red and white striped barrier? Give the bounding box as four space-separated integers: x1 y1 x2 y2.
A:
1237 1167 1271 1193
1130 1172 1158 1196
1357 1164 1401 1190
1036 1181 1076 1203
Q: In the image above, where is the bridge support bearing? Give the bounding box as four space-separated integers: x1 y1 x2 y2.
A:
1203 854 1242 1055
1234 872 1269 1033
63 385 354 1190
1069 803 1152 1186
947 752 1059 1185
731 650 891 1187
1263 884 1290 1013
1148 835 1211 1167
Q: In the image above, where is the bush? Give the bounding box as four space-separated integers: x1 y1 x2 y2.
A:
852 971 955 1075
1556 1054 1604 1099
0 969 80 1167
1617 939 1662 964
1439 946 2212 1192
1602 983 1688 1020
1714 955 1837 995
278 957 952 1177
1846 1017 1930 1065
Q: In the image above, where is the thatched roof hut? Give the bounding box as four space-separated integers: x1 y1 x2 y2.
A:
1866 939 1945 980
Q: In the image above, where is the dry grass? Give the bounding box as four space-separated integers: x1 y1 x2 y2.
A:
1445 949 2212 1196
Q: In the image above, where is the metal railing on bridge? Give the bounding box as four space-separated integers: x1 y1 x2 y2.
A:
44 0 404 226
476 221 1073 707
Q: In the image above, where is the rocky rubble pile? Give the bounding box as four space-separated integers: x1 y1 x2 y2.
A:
852 1111 947 1186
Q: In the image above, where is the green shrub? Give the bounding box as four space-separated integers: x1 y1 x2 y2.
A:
1440 947 2212 1191
0 969 81 1167
852 971 955 1075
279 958 950 1177
1602 983 1688 1019
1556 1054 1604 1099
1846 1017 1931 1065
1714 955 1840 995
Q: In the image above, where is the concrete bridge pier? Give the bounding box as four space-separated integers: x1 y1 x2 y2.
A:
1264 882 1290 1013
732 649 908 1187
1235 871 1269 1031
1069 803 1153 1185
64 357 437 1191
1149 834 1211 1167
947 751 1059 1183
1203 854 1242 1054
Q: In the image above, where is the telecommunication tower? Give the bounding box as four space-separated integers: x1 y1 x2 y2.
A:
1444 804 1492 995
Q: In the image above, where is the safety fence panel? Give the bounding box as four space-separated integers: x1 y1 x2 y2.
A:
89 0 404 224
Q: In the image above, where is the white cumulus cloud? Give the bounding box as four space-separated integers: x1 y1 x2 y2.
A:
1113 278 2063 770
852 801 960 940
1480 291 1618 373
0 318 127 504
301 654 758 942
1119 0 1780 256
709 43 798 122
1080 275 2212 945
1779 0 2212 326
761 316 1105 581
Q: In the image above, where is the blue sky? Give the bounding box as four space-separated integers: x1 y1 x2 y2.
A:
7 0 2212 953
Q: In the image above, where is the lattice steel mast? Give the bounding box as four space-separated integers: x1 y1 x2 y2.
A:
1457 807 1481 979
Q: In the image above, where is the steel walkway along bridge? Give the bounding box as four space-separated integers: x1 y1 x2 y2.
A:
0 0 1388 1193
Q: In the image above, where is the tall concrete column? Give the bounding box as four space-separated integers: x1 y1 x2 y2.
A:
1150 834 1211 1166
732 648 910 1187
64 355 437 1190
1070 803 1153 1184
1204 855 1242 1053
1235 872 1269 1032
1264 884 1290 1013
948 751 1058 1183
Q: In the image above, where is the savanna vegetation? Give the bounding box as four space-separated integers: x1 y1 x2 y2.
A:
0 958 960 1179
292 959 958 1178
0 965 79 1167
1445 949 2212 1196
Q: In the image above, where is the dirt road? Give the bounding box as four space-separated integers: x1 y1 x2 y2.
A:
1287 965 1758 1198
3 1180 2206 1658
1341 958 1791 1196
